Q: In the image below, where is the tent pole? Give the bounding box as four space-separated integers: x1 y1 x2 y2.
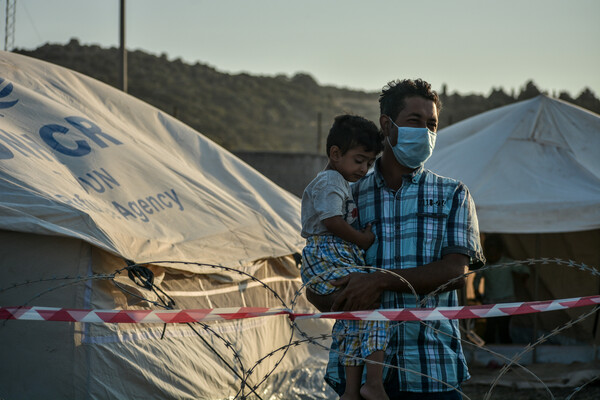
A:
593 264 600 360
532 233 541 363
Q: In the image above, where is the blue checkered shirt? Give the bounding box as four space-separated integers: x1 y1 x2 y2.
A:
325 159 485 393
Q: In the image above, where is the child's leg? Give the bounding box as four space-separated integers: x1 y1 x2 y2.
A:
336 320 364 400
359 320 389 400
360 350 389 400
341 365 364 400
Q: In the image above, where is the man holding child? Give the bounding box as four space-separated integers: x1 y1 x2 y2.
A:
307 78 485 399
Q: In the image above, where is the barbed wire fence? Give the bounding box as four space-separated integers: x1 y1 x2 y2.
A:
1 258 599 399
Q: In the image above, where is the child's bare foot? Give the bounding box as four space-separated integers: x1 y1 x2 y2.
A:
340 393 363 400
360 381 389 400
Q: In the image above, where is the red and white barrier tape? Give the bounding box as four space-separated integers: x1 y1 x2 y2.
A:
2 295 599 324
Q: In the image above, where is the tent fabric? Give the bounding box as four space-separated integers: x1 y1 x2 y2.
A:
0 230 334 399
0 51 303 271
0 52 336 398
502 230 600 345
426 96 600 344
426 95 600 233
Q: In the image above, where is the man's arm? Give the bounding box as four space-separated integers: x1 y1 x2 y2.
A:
309 253 469 312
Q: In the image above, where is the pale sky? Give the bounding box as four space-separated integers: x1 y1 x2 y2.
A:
5 0 600 96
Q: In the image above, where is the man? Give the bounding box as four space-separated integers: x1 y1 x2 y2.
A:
307 79 485 399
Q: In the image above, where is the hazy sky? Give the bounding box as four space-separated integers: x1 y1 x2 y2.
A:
5 0 599 96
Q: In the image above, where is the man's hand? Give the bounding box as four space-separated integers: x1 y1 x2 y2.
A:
329 272 383 312
306 253 469 312
305 288 337 313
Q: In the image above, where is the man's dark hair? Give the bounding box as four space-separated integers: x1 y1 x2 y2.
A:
326 114 383 156
379 79 442 120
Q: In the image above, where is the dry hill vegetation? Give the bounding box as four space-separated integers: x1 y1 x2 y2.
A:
15 39 600 153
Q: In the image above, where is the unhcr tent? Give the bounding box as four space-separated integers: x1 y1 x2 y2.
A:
426 95 600 344
0 52 332 398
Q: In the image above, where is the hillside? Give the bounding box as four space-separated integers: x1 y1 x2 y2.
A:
14 39 600 153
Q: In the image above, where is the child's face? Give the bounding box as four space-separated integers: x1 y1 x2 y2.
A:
330 146 377 182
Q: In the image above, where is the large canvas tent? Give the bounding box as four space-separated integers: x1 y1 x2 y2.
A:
426 95 600 344
0 52 332 398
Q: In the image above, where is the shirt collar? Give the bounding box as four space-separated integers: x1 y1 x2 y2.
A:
372 158 426 188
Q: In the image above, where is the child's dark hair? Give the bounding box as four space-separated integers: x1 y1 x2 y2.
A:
326 114 383 157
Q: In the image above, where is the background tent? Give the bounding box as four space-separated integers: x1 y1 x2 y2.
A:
426 95 600 345
0 51 333 399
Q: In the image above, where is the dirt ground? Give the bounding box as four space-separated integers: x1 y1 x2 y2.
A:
462 384 600 400
461 363 600 400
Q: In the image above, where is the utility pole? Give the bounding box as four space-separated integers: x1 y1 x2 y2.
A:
119 0 127 92
4 0 16 51
316 112 322 154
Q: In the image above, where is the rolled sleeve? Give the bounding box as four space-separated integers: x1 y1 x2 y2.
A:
442 183 485 268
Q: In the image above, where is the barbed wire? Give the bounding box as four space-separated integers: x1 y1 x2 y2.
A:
1 257 599 399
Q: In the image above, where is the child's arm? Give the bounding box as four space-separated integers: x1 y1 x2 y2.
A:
323 216 374 250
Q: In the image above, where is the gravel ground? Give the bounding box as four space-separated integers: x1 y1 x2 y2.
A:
461 363 600 400
462 383 600 400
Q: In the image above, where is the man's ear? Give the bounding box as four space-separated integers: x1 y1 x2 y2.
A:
329 145 342 161
380 115 391 137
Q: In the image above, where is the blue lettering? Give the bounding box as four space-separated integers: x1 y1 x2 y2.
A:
157 193 173 208
128 201 149 222
0 80 18 109
77 168 120 193
93 168 120 189
113 201 136 220
39 124 91 157
65 116 123 148
164 189 183 211
55 194 73 207
138 199 154 215
112 188 183 224
78 175 105 193
145 196 164 212
0 129 51 160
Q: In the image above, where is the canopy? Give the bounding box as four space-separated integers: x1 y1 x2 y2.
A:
426 95 600 233
0 51 303 271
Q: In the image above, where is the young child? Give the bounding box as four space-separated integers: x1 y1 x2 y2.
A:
300 114 388 400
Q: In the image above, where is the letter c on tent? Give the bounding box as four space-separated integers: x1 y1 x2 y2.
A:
39 124 91 157
0 79 18 109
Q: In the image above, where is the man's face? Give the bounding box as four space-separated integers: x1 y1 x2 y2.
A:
382 96 439 147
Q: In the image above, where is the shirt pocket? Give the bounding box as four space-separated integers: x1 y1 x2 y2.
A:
416 212 447 260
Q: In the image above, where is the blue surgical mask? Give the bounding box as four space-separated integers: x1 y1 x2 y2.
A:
387 118 437 168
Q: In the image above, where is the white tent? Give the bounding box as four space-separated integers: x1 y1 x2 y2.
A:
426 95 600 344
0 52 332 398
427 95 600 233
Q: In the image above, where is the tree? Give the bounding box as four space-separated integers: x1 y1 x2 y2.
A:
517 80 541 100
575 88 600 114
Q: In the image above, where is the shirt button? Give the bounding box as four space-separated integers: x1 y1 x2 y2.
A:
395 256 401 262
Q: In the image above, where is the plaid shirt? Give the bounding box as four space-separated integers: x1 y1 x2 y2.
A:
325 159 485 393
